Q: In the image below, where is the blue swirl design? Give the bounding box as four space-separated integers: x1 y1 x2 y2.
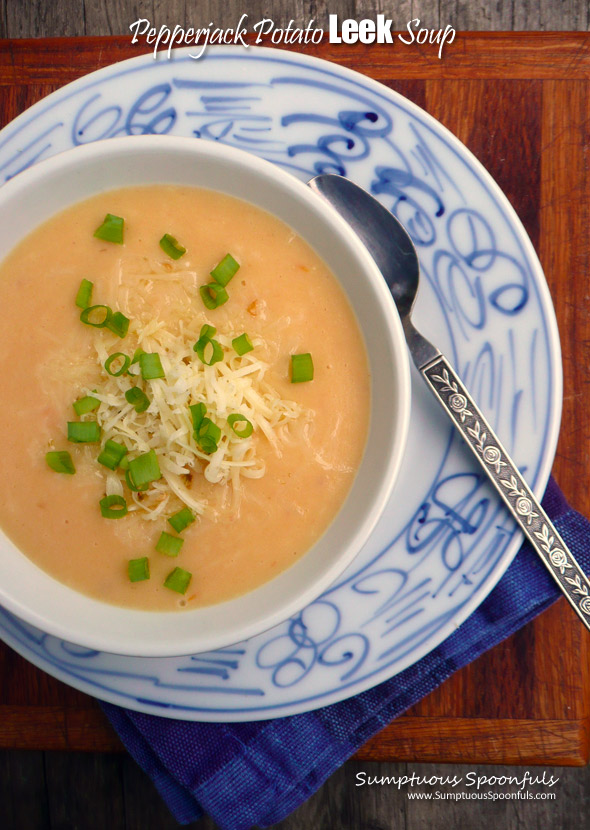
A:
0 49 557 718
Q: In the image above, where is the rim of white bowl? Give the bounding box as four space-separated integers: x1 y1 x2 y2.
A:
0 135 410 656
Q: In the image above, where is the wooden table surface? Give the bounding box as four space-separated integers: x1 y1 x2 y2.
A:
1 32 590 767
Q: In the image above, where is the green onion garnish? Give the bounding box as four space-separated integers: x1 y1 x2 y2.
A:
199 324 217 339
80 304 112 328
291 353 314 383
94 213 124 244
193 323 225 365
73 395 100 416
106 311 130 339
125 468 148 492
128 557 150 582
159 233 186 260
156 531 184 557
164 566 192 594
75 278 93 310
99 494 128 519
125 387 150 413
128 449 161 489
46 451 75 474
97 439 128 471
130 348 145 365
105 352 131 377
139 352 165 380
190 402 206 435
210 253 240 287
232 333 253 356
168 507 195 534
67 421 101 443
199 283 229 310
119 455 130 471
194 335 224 366
228 414 253 438
197 418 221 454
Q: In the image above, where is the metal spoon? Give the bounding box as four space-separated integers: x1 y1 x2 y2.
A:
309 173 590 631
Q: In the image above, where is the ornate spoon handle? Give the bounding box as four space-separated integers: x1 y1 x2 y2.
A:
422 353 590 630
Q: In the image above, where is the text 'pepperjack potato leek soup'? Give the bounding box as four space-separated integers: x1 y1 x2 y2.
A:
0 185 370 611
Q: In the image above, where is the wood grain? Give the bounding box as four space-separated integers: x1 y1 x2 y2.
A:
541 79 590 513
1 33 590 82
0 33 590 772
356 716 589 765
0 0 588 38
0 749 49 828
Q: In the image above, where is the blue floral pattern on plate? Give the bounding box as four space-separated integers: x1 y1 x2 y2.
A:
0 47 561 721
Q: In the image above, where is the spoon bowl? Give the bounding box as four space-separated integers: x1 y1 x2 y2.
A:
309 174 438 368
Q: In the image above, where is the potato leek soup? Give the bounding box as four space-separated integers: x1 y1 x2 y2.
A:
0 186 370 610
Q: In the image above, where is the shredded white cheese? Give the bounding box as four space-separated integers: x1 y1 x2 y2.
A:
81 260 305 521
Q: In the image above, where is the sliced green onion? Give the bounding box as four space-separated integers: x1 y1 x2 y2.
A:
106 311 130 339
199 324 217 339
139 352 165 380
291 353 314 383
164 566 192 595
190 402 206 434
75 278 93 310
94 213 124 244
97 439 128 471
210 253 240 287
199 282 229 310
228 413 253 438
168 507 195 534
73 395 100 416
232 333 253 356
198 418 221 454
128 449 161 489
125 467 148 492
105 352 130 377
119 455 130 471
199 437 218 455
156 531 184 557
125 387 150 413
80 304 112 328
130 348 145 365
46 451 75 474
194 335 224 366
67 421 101 443
128 557 150 582
99 494 128 519
159 233 186 260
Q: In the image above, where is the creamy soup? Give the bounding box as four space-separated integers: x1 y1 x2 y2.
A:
0 186 370 610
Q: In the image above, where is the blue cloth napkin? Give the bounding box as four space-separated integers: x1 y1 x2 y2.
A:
102 477 588 829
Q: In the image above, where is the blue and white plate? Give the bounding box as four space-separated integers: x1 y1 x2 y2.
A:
0 47 561 721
